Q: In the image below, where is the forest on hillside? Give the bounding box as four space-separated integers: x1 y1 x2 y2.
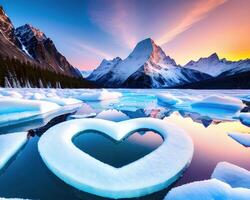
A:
0 56 95 88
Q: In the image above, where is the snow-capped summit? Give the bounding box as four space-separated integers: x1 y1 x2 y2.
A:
88 57 122 81
88 38 211 88
15 24 47 44
184 53 250 77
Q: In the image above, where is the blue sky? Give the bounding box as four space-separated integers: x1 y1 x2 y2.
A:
1 0 249 70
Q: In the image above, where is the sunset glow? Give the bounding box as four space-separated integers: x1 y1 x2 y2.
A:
2 0 250 69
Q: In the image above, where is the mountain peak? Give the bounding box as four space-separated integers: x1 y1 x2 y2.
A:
208 53 219 60
15 24 47 42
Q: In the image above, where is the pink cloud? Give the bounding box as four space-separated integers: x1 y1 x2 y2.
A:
157 0 227 46
88 0 137 49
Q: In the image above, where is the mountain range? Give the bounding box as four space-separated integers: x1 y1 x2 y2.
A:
87 38 250 88
1 5 250 89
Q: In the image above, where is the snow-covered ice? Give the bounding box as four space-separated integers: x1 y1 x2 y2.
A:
183 95 246 120
212 162 250 189
38 118 194 199
228 132 250 147
76 89 122 101
191 95 244 113
0 132 28 170
95 109 130 122
239 113 250 127
157 93 182 106
0 98 61 127
165 179 250 200
0 98 60 114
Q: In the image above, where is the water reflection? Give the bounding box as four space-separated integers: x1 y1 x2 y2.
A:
73 130 163 168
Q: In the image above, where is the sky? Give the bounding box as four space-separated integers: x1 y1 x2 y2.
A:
1 0 250 70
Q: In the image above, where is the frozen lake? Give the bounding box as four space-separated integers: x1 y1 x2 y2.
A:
0 89 250 199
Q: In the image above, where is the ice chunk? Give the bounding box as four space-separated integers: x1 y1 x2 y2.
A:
0 132 28 170
38 118 194 199
95 109 130 122
40 97 82 106
157 93 182 106
212 162 250 189
239 113 250 127
191 95 244 112
228 132 250 147
185 95 245 120
0 98 60 114
29 92 46 100
165 179 250 200
0 98 61 127
76 89 122 101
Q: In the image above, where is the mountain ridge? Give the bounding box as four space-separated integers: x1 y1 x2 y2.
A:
0 6 81 78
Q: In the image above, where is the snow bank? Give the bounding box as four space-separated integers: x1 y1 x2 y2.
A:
239 113 250 127
38 118 193 199
95 109 130 122
165 179 250 200
228 132 250 147
0 132 28 170
157 93 182 106
212 162 250 189
191 95 244 112
76 89 122 101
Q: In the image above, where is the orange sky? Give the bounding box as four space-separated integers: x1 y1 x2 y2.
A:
162 0 250 65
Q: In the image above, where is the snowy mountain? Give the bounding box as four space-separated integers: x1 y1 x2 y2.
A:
0 6 33 63
184 53 250 77
15 24 81 77
80 70 93 78
88 38 211 88
88 57 122 81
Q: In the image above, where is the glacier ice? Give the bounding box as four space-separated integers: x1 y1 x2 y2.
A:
239 113 250 127
212 162 250 189
0 132 28 170
228 132 250 147
165 179 250 200
38 118 193 199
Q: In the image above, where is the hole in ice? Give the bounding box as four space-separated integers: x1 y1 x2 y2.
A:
72 129 163 168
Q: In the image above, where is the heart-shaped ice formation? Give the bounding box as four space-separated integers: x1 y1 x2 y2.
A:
38 118 194 199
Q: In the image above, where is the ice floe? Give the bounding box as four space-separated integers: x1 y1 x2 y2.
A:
191 95 244 112
212 162 250 189
0 132 28 170
95 109 130 122
0 98 60 127
0 98 60 114
76 89 122 101
228 132 250 147
239 113 250 127
182 95 246 120
157 93 182 106
165 179 250 200
38 118 193 199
